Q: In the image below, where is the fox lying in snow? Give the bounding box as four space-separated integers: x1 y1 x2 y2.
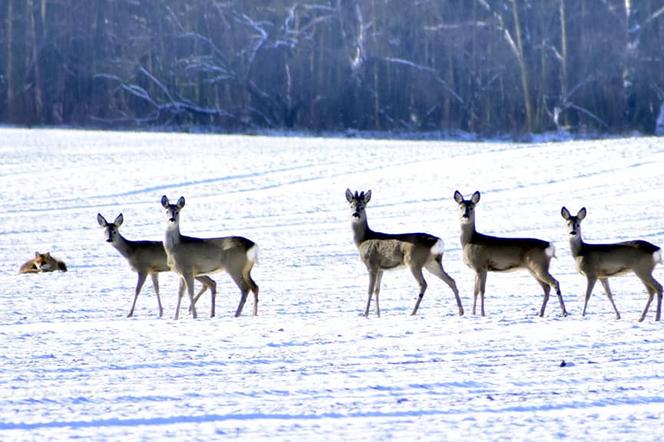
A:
19 252 68 274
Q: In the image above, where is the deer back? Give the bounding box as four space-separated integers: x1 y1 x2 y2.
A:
166 235 255 274
576 240 661 277
124 239 170 273
359 232 441 270
463 232 553 272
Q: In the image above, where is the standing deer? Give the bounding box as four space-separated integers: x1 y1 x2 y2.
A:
454 191 567 317
561 207 663 321
160 196 259 320
98 213 217 318
346 189 463 317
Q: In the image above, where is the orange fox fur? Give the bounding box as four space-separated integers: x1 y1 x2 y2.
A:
19 252 68 274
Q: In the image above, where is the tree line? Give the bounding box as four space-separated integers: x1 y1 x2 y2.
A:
2 0 664 136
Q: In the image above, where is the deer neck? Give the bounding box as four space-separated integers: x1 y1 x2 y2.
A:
568 234 584 257
351 217 372 246
459 219 476 245
164 223 182 250
112 233 135 258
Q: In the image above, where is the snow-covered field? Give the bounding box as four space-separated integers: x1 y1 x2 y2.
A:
1 128 663 440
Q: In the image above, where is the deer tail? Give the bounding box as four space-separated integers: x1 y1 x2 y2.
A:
545 242 557 259
247 244 259 265
431 239 445 256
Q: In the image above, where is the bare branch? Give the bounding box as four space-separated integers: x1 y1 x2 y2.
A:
234 13 270 65
568 103 609 127
177 32 230 66
383 58 464 103
121 84 158 109
138 67 176 105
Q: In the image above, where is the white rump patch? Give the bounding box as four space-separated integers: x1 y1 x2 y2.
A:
654 250 662 265
247 244 259 264
545 242 556 258
431 239 445 256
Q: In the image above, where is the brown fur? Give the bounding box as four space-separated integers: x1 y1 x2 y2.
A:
561 206 663 321
455 190 567 317
19 252 67 274
346 189 463 317
161 195 259 320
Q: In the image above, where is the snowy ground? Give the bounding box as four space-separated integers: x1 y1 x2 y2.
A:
0 128 663 440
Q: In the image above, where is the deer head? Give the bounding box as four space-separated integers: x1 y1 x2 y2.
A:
345 189 371 223
454 190 481 225
97 213 124 243
161 195 186 228
561 206 587 239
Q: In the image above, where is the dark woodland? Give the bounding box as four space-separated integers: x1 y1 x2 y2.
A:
2 0 664 136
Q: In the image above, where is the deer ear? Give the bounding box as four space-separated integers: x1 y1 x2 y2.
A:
114 213 124 227
161 195 169 208
471 191 481 204
561 207 570 220
177 196 186 208
453 190 464 204
97 213 107 227
577 207 587 220
363 190 372 203
35 251 40 258
345 188 354 203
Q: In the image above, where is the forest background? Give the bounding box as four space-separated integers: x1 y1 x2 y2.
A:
2 0 664 136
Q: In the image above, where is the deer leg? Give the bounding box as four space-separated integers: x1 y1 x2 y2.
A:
229 271 250 318
174 278 185 320
365 269 378 317
191 276 216 317
599 278 620 320
149 272 164 318
426 259 464 316
409 265 428 316
374 270 383 318
656 280 663 322
639 287 655 323
191 277 210 308
183 273 197 319
554 280 567 317
208 278 217 318
477 269 488 316
129 272 148 318
634 271 662 322
472 272 481 315
549 276 566 317
532 270 566 317
245 271 259 316
535 280 550 317
582 276 597 317
644 275 662 322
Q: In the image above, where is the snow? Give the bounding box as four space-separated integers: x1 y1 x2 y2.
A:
1 128 663 440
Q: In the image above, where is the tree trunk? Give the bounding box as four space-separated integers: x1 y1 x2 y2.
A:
508 0 534 133
4 0 14 121
27 0 43 123
623 0 639 127
558 0 569 129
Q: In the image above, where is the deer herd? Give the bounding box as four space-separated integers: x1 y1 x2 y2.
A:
30 190 663 322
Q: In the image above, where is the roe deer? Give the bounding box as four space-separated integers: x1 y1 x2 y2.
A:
160 196 259 320
454 190 567 317
19 251 67 274
561 207 662 321
346 189 463 317
98 213 217 318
